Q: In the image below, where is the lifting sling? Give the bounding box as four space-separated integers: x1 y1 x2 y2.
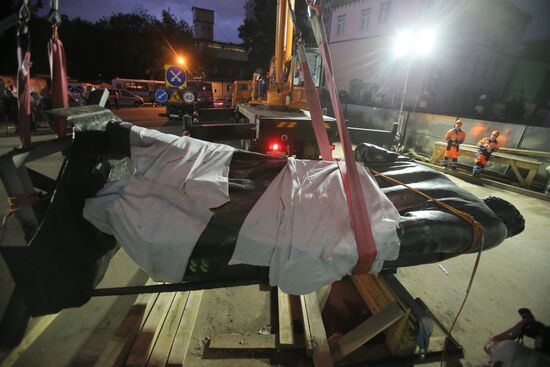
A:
291 0 378 274
16 0 32 146
48 0 68 136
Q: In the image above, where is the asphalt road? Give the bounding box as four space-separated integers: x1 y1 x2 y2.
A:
110 106 167 128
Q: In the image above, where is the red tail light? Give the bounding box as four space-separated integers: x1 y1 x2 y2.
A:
269 143 281 151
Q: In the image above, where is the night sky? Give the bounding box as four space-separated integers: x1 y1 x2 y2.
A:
36 0 550 43
41 0 247 44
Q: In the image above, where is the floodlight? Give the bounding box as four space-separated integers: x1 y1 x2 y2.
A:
394 31 413 57
415 28 435 55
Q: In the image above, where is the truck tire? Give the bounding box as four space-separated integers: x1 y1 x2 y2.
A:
0 287 31 348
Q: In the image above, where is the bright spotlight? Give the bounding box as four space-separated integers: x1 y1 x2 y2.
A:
394 31 413 57
415 28 435 55
177 56 185 65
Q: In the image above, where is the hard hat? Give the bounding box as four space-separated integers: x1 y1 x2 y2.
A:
491 130 500 137
455 119 463 125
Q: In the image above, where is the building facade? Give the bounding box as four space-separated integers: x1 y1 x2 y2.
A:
322 0 530 115
192 7 215 41
191 8 251 98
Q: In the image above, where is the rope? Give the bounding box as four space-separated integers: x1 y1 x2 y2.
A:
370 168 485 366
0 191 40 243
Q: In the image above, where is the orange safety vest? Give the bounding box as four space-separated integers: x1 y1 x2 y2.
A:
476 137 500 158
445 128 466 150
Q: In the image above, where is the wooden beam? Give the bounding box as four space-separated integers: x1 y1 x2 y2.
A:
166 290 203 367
125 291 177 367
277 288 295 346
92 281 159 367
300 292 333 367
508 161 526 187
210 334 278 349
331 301 405 363
146 291 190 367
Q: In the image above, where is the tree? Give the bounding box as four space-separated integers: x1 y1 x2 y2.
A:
238 0 277 72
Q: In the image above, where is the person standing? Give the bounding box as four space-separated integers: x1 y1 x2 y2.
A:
473 130 500 175
443 119 466 170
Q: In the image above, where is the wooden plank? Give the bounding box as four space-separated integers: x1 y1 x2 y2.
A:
125 291 177 367
166 290 203 367
316 285 332 312
300 292 333 367
93 280 159 367
331 301 405 363
210 334 278 349
351 275 416 356
524 168 538 188
146 292 190 367
508 161 527 187
277 288 295 346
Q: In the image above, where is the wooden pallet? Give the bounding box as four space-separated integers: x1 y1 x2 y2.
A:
73 280 203 367
81 277 461 367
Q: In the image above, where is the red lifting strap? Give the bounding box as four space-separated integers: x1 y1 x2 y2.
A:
297 44 333 161
48 28 68 136
16 8 32 147
306 2 377 274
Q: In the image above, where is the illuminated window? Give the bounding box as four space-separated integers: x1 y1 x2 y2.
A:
336 15 346 36
379 0 392 24
360 8 371 32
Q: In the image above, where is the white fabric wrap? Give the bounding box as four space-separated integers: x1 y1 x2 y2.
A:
83 126 235 282
231 158 401 294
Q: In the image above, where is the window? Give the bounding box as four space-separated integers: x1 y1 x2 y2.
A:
360 8 371 31
336 15 346 36
378 0 392 24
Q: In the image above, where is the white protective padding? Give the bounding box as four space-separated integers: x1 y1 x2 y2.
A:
231 158 401 295
83 126 235 282
83 127 401 293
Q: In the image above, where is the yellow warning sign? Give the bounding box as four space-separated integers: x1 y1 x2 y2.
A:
168 90 183 103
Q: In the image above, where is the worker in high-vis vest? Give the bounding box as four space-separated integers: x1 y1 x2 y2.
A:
443 119 466 170
473 130 500 175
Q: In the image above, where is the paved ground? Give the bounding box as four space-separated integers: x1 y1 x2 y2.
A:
0 112 548 367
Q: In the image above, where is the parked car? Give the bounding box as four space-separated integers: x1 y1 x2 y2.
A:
106 88 144 108
213 95 233 108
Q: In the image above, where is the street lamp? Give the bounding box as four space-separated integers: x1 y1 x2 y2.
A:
394 28 436 134
177 56 185 65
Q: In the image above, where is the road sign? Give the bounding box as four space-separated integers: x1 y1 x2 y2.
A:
183 91 195 104
168 90 183 103
165 65 187 89
154 89 168 103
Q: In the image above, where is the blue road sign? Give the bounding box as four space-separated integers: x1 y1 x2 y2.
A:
154 88 169 103
165 65 187 89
